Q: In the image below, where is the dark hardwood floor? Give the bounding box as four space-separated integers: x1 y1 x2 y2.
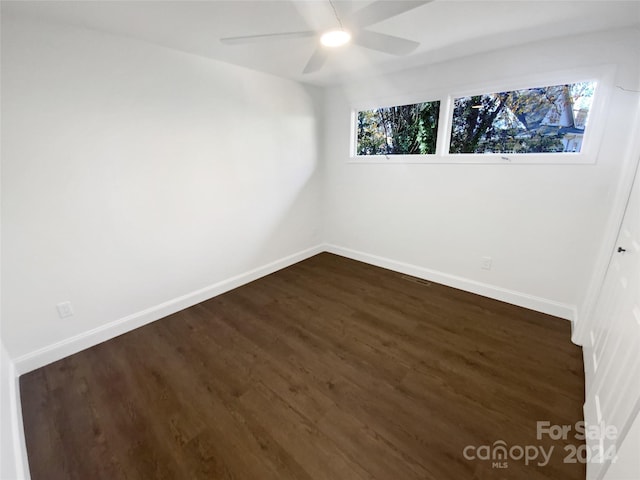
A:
20 253 585 479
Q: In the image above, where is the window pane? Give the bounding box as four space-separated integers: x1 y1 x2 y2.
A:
357 101 440 155
449 82 596 154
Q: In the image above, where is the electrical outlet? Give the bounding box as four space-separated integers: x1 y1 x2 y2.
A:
481 256 493 270
56 301 74 319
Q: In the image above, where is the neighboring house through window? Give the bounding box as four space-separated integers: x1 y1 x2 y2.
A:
350 68 610 164
449 82 596 155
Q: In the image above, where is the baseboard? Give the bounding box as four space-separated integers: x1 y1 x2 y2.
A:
6 357 30 479
13 245 325 375
570 307 581 346
7 242 576 480
325 244 576 321
12 242 576 375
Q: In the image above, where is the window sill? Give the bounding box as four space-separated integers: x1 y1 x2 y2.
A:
348 153 596 165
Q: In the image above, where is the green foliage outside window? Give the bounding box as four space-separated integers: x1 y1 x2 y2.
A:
357 101 440 155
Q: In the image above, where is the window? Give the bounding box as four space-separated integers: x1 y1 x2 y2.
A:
350 67 610 164
449 81 596 155
356 100 440 156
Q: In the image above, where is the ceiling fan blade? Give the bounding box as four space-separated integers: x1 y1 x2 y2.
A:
352 30 420 55
221 31 315 45
348 1 431 29
302 48 329 74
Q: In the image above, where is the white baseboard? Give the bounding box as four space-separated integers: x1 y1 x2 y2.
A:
7 242 576 480
325 244 576 322
11 370 30 479
12 242 576 376
13 245 324 375
570 308 582 346
4 356 30 480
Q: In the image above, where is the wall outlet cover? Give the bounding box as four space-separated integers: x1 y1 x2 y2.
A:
56 301 74 319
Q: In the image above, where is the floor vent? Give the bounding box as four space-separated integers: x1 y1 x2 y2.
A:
400 275 432 287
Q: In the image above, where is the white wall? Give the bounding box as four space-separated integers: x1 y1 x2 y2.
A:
0 13 323 362
322 28 640 320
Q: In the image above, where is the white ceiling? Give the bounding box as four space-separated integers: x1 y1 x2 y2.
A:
3 0 640 86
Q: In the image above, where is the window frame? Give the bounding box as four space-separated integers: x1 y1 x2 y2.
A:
353 99 442 157
348 65 615 165
349 88 450 164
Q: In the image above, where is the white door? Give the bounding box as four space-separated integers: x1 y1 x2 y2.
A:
583 160 640 480
602 410 640 480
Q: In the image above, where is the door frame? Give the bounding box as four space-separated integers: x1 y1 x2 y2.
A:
574 96 640 346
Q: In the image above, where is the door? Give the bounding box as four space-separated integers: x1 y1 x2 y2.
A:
583 160 640 480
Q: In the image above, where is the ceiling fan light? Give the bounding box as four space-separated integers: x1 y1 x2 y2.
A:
320 29 351 48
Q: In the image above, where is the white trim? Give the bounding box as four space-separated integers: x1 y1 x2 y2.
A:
349 64 615 165
569 306 579 346
11 369 30 479
573 97 640 345
325 244 576 322
11 241 577 375
13 245 324 375
4 355 30 479
440 66 615 165
7 241 576 480
348 153 592 165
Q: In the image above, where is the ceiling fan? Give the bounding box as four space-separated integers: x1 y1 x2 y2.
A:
220 1 431 74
